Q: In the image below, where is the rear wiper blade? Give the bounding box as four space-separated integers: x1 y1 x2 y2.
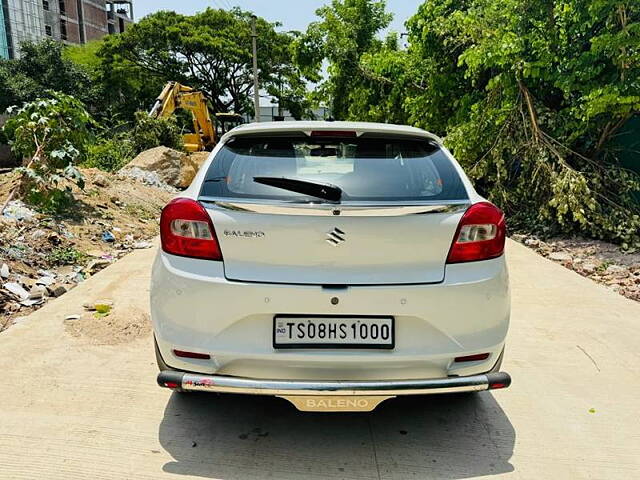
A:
254 177 342 202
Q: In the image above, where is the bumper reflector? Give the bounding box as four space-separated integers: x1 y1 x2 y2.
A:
173 349 211 360
454 353 490 363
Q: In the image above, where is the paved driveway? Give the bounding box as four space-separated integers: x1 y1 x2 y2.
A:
1 240 638 479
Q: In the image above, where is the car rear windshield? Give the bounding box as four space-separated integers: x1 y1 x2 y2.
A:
199 135 468 202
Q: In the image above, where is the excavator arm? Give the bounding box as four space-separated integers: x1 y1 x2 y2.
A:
149 82 216 152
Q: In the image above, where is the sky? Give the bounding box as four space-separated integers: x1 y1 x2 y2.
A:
133 0 423 35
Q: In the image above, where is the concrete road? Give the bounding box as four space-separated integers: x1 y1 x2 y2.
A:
1 240 639 479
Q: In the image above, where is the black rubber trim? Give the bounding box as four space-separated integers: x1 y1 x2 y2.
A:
486 372 512 389
158 370 186 388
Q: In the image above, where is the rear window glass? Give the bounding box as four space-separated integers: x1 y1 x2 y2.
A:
199 136 468 202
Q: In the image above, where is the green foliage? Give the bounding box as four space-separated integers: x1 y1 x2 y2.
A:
63 40 103 71
294 0 393 119
70 38 164 126
47 246 87 266
315 0 640 248
128 111 184 155
0 39 159 128
84 136 134 172
0 40 94 113
3 92 93 213
83 112 184 172
98 8 304 116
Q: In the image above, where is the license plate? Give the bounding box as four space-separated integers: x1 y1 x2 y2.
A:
273 316 394 349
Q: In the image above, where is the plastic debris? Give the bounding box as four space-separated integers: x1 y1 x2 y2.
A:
70 272 85 283
133 241 153 249
2 201 36 221
83 299 114 312
65 314 81 321
84 259 111 274
0 263 9 279
95 303 112 314
3 282 30 301
102 231 116 243
36 276 56 287
20 298 44 307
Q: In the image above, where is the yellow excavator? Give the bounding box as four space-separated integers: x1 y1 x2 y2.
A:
149 82 244 152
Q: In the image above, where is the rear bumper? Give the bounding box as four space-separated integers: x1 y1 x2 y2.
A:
152 252 510 380
158 370 511 395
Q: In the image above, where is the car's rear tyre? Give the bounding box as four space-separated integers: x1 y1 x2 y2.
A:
154 336 189 394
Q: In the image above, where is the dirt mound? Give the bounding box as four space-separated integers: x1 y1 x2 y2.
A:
189 151 210 170
120 146 209 189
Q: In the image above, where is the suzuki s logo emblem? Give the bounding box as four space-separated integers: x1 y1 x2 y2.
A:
326 227 346 246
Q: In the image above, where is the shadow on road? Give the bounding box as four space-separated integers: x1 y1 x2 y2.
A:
158 391 515 479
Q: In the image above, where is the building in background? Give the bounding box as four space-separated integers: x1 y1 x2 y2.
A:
106 0 132 36
0 0 133 59
0 2 9 58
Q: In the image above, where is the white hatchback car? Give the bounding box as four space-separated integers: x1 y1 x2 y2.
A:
152 121 510 412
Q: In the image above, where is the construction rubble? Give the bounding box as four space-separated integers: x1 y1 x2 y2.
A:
0 167 175 330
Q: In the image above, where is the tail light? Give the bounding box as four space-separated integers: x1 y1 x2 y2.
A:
160 198 222 260
447 202 506 263
310 130 357 138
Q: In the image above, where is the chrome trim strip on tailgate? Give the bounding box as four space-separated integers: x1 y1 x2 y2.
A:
199 199 470 216
158 371 511 395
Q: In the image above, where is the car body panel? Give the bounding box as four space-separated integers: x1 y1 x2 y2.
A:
206 204 466 285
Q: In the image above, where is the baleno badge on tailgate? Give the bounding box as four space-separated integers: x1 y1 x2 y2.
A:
223 230 265 238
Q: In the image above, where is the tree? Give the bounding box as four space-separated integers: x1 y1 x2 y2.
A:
0 41 93 113
345 32 413 124
99 8 305 115
324 0 640 248
65 39 164 126
294 0 392 119
2 93 93 213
